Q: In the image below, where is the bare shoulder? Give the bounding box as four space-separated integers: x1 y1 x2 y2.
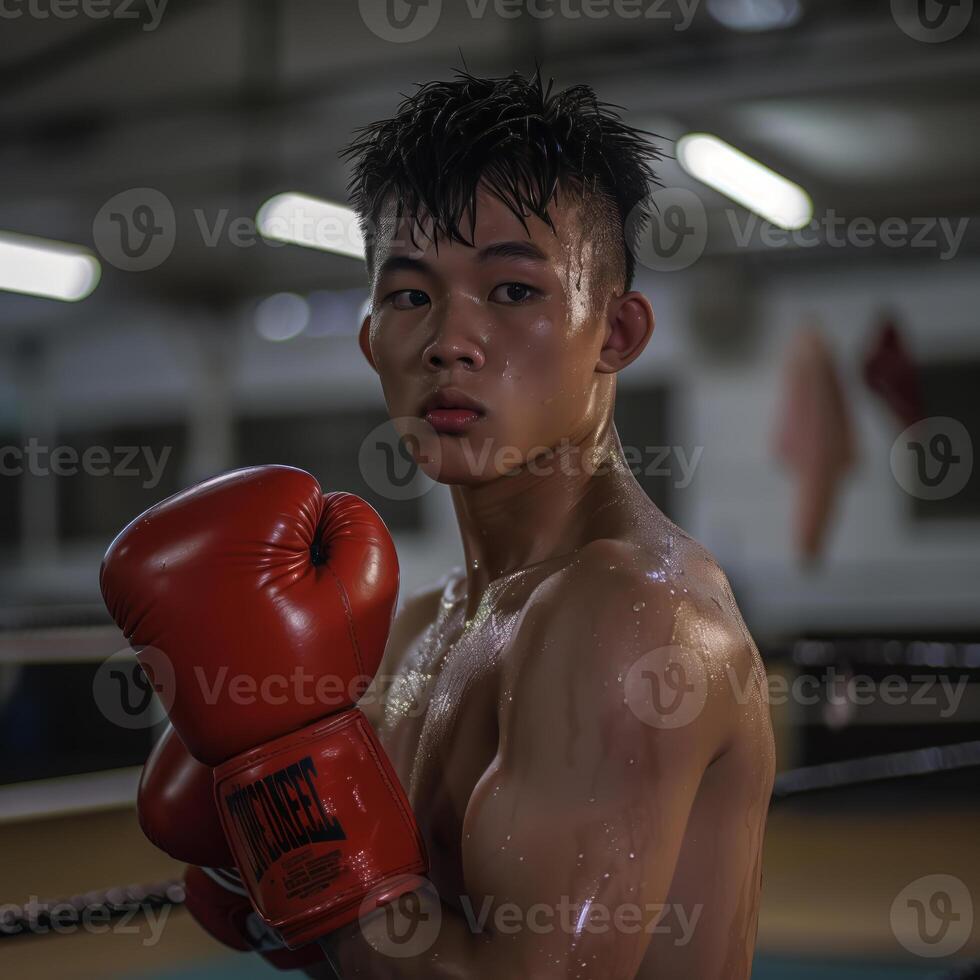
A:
524 532 751 652
506 533 764 756
581 531 760 669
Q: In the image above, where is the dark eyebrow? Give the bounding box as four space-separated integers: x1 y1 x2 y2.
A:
377 240 549 279
476 240 549 263
377 255 429 278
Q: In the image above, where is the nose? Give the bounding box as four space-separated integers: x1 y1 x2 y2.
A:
422 327 485 373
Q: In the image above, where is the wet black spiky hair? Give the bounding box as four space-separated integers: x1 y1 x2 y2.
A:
340 67 663 297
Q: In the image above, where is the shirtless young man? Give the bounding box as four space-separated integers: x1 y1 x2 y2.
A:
318 69 775 978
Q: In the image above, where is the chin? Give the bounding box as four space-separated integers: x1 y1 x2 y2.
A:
419 458 496 487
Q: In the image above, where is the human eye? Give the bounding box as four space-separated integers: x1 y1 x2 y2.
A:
489 282 541 304
386 288 430 311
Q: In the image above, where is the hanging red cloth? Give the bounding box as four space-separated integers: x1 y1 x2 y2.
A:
862 314 925 428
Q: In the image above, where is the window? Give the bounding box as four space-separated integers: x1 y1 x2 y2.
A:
57 423 188 541
614 385 673 516
235 409 423 532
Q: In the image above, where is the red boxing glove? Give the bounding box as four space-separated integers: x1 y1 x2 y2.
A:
141 727 323 970
102 466 427 948
138 724 233 869
184 866 324 971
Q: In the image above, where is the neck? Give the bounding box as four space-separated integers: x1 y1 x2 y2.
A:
449 410 638 615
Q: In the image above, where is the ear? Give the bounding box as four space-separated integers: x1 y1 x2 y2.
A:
596 291 655 373
358 313 377 372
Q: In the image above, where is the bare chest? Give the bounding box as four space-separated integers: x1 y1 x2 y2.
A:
376 576 540 897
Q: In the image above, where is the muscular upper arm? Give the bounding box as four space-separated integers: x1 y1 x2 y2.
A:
459 541 739 977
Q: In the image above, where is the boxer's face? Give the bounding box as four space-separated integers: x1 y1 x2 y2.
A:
360 185 628 486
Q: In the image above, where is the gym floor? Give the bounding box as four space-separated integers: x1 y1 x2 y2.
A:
3 797 977 978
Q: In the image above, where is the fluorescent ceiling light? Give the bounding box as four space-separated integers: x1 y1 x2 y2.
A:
0 231 101 302
254 292 310 342
257 193 365 259
677 133 813 230
707 0 802 32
